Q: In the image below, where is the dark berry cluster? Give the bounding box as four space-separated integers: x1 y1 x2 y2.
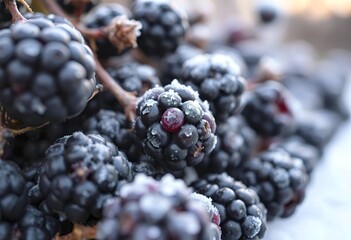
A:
191 173 267 240
0 17 96 127
233 148 308 220
97 174 221 240
134 81 217 172
38 132 133 223
132 0 188 57
181 54 247 122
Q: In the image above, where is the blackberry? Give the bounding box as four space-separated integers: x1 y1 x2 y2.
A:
57 0 98 15
181 54 246 122
295 109 342 151
242 81 294 137
18 205 60 240
256 1 280 24
191 173 267 240
83 109 144 162
0 160 28 223
132 0 188 57
196 116 257 176
134 81 217 173
107 62 160 96
234 148 308 220
0 17 96 127
272 137 320 175
38 132 133 223
161 44 202 85
97 174 221 240
83 3 129 58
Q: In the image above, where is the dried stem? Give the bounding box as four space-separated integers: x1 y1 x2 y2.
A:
55 224 97 240
95 57 137 121
4 0 27 23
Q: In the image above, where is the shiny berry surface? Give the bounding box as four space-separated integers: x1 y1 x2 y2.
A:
161 107 185 133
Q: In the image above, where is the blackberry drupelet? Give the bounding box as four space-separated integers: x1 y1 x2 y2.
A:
234 148 308 220
83 3 128 58
134 80 217 173
19 205 60 240
57 0 98 15
0 160 28 229
161 44 202 85
191 173 267 240
83 109 145 162
38 132 133 223
0 17 96 127
107 62 160 96
181 54 247 122
97 174 221 240
242 81 294 137
196 116 257 176
132 0 188 57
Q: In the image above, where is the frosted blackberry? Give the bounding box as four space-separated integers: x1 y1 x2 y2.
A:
132 0 188 57
0 160 28 224
134 81 217 172
161 44 202 85
0 18 96 127
107 62 160 96
97 174 221 240
181 54 246 122
83 3 128 58
242 81 294 137
83 109 145 162
234 148 308 220
196 116 257 176
18 205 60 240
38 132 133 223
191 173 267 240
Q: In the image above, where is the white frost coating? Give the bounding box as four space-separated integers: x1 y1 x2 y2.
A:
189 192 219 217
243 216 262 238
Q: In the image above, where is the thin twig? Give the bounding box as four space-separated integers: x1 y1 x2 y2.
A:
4 0 27 23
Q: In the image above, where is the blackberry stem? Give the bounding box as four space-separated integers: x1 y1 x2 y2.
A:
4 0 27 23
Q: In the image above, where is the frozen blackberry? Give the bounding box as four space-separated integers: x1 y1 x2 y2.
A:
38 132 133 223
18 205 60 240
97 174 221 240
83 109 146 162
191 173 267 240
181 54 246 122
0 17 96 127
0 160 28 223
107 62 160 96
134 81 217 173
234 148 308 220
132 0 188 57
242 81 294 137
196 116 257 176
83 3 129 58
57 0 98 15
272 137 320 175
161 44 202 85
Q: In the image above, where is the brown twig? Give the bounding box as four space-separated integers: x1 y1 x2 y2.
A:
95 57 137 121
4 0 27 23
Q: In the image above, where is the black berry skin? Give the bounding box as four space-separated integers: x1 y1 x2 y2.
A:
132 0 188 57
196 116 257 176
107 62 160 96
83 109 145 162
161 44 203 85
56 0 98 15
0 17 96 127
97 174 221 240
191 173 267 240
242 81 294 137
38 132 133 223
181 54 247 122
233 148 308 220
134 81 217 173
83 3 128 58
0 160 28 225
